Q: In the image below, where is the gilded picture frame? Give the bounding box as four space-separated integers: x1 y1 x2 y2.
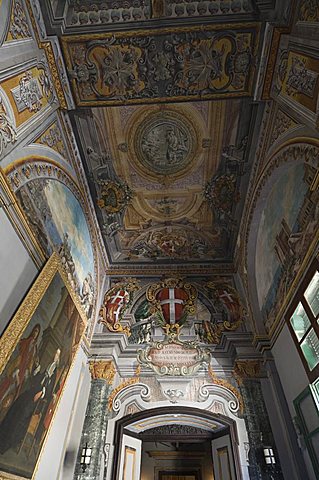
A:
0 253 87 479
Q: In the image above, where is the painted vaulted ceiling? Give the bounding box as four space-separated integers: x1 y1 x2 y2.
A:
42 0 291 271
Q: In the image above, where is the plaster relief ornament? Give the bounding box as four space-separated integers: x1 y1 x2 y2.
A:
99 278 140 334
198 281 245 344
12 71 42 113
146 278 197 330
137 322 211 376
0 95 16 156
9 0 31 40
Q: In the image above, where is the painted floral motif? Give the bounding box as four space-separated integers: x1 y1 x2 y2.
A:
64 27 256 104
102 46 144 97
39 124 67 157
183 40 224 90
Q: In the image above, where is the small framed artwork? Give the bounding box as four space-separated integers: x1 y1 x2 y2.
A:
0 253 87 479
123 447 136 480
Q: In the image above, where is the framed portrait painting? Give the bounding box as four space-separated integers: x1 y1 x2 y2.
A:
0 253 87 479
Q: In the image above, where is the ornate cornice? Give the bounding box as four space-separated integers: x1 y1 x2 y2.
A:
106 264 235 276
25 0 68 109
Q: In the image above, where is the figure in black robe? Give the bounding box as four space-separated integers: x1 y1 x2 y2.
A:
0 348 60 456
0 369 43 454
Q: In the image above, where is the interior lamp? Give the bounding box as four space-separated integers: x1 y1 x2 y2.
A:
80 443 92 472
263 447 276 466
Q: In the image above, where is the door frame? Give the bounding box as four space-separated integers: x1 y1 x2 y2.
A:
110 406 242 480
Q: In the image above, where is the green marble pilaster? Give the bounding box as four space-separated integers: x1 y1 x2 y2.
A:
73 362 115 480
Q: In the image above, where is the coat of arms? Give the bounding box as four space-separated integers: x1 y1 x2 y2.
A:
146 278 197 329
99 279 139 334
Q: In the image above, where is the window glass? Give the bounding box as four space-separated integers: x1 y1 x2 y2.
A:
300 329 319 370
290 303 311 341
310 431 319 463
310 378 319 410
299 393 319 432
305 272 319 317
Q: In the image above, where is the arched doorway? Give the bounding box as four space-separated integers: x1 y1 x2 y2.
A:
111 407 243 480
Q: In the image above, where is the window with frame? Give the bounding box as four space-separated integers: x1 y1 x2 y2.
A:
294 386 319 476
287 260 319 382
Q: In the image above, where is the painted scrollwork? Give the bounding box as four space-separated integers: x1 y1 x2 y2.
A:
137 327 211 376
63 26 257 105
9 0 32 40
298 1 319 22
0 94 16 156
286 56 318 97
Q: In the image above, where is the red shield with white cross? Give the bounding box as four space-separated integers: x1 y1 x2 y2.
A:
106 289 130 326
156 287 189 324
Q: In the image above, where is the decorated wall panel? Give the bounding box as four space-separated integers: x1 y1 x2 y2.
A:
272 46 319 125
62 23 259 106
99 274 247 348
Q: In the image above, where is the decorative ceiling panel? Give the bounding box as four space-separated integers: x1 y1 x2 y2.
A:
73 97 254 267
62 23 260 106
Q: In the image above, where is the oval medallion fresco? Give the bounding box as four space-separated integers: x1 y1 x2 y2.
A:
16 178 95 319
134 111 197 176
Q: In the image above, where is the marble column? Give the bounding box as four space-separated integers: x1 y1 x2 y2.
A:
73 360 115 480
234 361 284 480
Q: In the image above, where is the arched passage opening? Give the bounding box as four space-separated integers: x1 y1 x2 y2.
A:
111 406 243 480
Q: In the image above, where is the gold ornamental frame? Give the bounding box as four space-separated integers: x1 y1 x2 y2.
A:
0 252 87 480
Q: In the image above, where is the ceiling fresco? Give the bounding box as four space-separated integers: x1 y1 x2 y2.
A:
62 23 259 106
73 97 254 267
